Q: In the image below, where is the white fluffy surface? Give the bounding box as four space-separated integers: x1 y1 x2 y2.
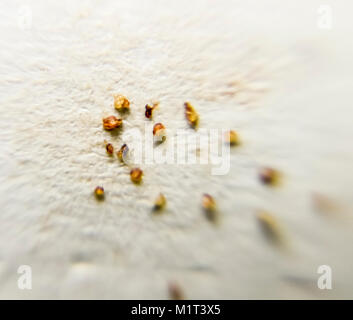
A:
0 0 353 299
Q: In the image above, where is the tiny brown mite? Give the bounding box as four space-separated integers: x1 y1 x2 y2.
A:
202 193 216 211
145 102 158 119
168 282 184 300
258 167 279 185
184 102 199 128
153 123 166 142
102 116 123 130
94 186 105 200
130 168 143 184
105 143 114 155
145 105 153 119
256 211 282 244
114 94 130 111
202 193 218 222
226 130 239 146
117 144 129 162
154 193 166 211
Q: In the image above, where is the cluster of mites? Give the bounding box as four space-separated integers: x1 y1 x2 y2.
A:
95 95 280 227
94 94 282 298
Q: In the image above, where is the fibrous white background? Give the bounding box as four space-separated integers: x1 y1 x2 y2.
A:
0 0 352 299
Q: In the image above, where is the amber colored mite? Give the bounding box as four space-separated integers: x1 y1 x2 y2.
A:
258 167 279 185
105 143 114 155
154 193 166 211
114 94 130 111
256 211 282 244
117 144 129 162
130 168 143 184
202 193 216 211
102 116 122 130
226 130 239 146
184 102 199 128
153 123 166 142
168 282 184 300
153 123 165 135
94 186 105 200
202 194 218 223
145 103 158 119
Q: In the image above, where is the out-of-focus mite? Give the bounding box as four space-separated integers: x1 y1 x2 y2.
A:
202 193 218 223
225 130 240 146
94 186 105 200
184 102 199 128
153 193 166 211
258 167 279 186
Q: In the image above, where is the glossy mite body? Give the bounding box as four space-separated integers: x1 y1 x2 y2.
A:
154 193 166 211
226 130 239 146
130 168 143 184
106 143 114 155
184 102 199 128
145 103 158 119
114 94 130 111
94 186 105 200
117 144 129 162
202 193 216 211
153 123 166 142
102 116 122 130
258 167 279 185
145 104 153 119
